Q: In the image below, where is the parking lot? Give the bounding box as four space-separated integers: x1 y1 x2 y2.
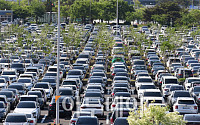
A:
0 23 200 125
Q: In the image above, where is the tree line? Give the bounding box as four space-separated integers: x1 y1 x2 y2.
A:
0 0 200 26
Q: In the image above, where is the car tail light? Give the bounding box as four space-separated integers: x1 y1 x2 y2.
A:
112 73 115 76
60 71 62 74
112 104 116 107
49 104 52 107
175 105 178 109
164 89 168 91
30 120 34 123
110 118 114 124
112 93 114 96
71 120 76 123
198 98 200 100
160 81 162 84
152 70 154 72
178 74 182 76
192 70 194 72
194 106 198 109
187 64 189 66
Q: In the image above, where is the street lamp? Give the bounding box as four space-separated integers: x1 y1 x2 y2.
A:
116 0 118 25
56 0 61 123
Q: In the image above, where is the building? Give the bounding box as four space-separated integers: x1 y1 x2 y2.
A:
0 10 13 22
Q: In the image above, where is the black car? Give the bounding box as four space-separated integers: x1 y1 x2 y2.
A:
10 63 25 74
0 91 16 109
48 96 73 117
114 117 129 125
0 101 9 120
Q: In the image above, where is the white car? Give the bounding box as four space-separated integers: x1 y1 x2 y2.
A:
135 76 153 91
1 69 18 83
184 77 200 90
80 99 104 117
137 83 157 99
33 82 53 100
173 97 198 114
13 101 41 120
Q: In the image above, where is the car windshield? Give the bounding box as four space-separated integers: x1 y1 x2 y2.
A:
2 71 15 75
174 92 190 97
42 79 56 83
0 92 12 98
178 100 194 104
60 90 73 96
18 79 31 83
34 84 49 89
8 85 23 90
194 87 200 92
188 79 200 83
45 73 56 76
85 93 102 98
5 115 27 122
63 81 76 85
140 85 156 89
76 117 98 124
28 92 42 98
20 97 37 101
138 78 152 82
165 79 177 84
68 71 81 75
170 86 183 91
143 92 162 97
17 102 36 108
11 64 23 68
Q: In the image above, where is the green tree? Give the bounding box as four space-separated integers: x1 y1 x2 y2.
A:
126 8 144 24
30 0 45 23
180 9 200 26
0 0 12 10
127 105 186 125
12 4 30 20
143 1 185 26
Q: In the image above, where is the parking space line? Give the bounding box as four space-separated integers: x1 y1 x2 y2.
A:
41 114 47 123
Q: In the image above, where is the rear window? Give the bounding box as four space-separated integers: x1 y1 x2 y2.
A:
178 100 194 104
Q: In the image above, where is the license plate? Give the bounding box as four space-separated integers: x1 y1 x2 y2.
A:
59 110 64 112
183 107 190 109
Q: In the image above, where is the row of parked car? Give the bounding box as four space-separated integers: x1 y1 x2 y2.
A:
1 22 200 125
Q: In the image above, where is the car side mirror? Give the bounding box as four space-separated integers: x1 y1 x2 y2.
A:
100 123 103 125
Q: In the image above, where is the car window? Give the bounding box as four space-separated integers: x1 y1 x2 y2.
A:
6 115 27 122
17 102 36 108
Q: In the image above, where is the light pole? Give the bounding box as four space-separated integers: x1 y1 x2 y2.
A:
116 0 118 25
56 0 60 123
